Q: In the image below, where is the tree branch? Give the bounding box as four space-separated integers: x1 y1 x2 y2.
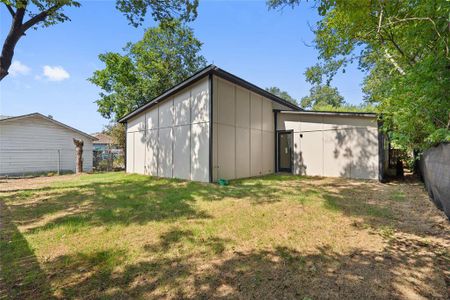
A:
383 48 405 75
0 6 27 80
21 4 62 33
4 3 15 17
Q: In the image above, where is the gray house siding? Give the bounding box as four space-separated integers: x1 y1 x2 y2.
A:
212 76 292 181
0 115 94 175
121 65 381 182
126 77 210 182
277 112 379 180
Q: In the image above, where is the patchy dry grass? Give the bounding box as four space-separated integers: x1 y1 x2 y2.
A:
0 172 448 299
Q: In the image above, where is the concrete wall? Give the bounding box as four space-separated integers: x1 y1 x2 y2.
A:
277 113 379 180
126 77 210 182
0 116 93 175
212 76 276 180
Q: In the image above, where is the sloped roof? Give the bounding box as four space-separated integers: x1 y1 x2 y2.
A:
118 64 301 123
92 132 114 144
0 113 97 140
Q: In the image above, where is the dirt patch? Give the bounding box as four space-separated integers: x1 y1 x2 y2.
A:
0 174 82 192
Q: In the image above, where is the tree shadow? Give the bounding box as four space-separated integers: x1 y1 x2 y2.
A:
2 174 285 235
41 238 448 299
1 174 448 298
0 200 55 299
335 127 379 179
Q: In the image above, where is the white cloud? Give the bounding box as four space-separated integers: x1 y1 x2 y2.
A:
9 60 31 76
42 65 70 81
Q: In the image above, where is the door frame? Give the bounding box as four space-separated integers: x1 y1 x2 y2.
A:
277 130 293 173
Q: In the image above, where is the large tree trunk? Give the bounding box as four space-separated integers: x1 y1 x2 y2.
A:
1 3 62 81
0 7 26 81
73 139 84 174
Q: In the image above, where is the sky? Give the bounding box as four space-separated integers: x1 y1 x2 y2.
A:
0 0 366 133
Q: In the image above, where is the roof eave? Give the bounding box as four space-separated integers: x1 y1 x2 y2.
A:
118 64 302 123
279 110 377 118
118 65 217 123
0 113 98 140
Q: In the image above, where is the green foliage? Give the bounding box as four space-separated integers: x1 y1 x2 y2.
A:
312 103 376 113
300 84 344 109
4 0 81 29
269 0 450 150
116 0 199 27
0 0 199 81
89 20 207 120
103 122 126 149
265 86 298 104
3 0 198 28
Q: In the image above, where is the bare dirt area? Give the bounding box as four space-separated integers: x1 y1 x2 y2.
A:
0 172 449 299
0 174 82 192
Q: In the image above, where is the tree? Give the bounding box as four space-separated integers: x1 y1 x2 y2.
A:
268 0 450 150
89 20 207 120
103 122 126 150
300 84 344 109
265 86 297 105
73 138 83 173
0 0 199 81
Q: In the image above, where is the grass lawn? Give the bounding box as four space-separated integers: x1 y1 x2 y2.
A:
0 172 448 299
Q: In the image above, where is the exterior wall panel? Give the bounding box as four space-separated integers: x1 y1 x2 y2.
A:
125 77 210 182
213 77 276 181
323 129 353 178
146 108 158 130
133 130 146 174
299 131 323 176
128 114 145 132
159 100 173 128
144 129 158 176
235 127 250 178
158 127 173 178
174 90 191 126
191 79 210 124
262 98 273 132
217 79 235 126
250 129 262 177
262 130 274 174
350 127 379 179
191 122 209 182
126 132 134 173
235 87 250 128
217 124 235 179
250 93 262 130
173 125 191 180
279 113 379 180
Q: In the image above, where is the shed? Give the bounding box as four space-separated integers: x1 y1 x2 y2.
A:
0 113 96 176
119 65 384 182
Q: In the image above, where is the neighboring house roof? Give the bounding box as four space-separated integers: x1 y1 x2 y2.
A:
91 132 114 145
0 113 97 140
118 64 301 123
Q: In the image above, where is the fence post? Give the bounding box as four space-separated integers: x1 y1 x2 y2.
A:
57 149 61 175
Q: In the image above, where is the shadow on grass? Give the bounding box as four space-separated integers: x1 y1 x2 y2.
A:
0 200 55 299
1 221 447 299
1 174 448 298
2 174 286 234
40 233 448 299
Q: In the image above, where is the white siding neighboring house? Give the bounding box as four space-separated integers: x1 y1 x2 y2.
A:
0 113 96 176
119 65 385 182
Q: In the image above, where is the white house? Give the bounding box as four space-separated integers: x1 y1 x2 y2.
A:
0 113 96 176
119 65 385 183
